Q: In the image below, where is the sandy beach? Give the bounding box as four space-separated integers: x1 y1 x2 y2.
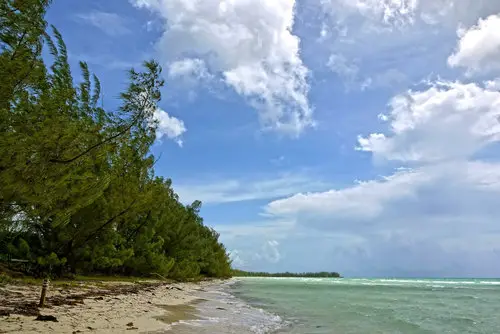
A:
0 279 217 333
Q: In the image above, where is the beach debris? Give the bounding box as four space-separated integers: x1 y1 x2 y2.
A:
35 315 58 322
38 279 50 307
126 322 139 330
13 302 39 316
2 281 168 319
94 296 104 301
72 331 82 334
216 307 226 310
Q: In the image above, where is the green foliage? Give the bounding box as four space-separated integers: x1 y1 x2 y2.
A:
37 252 66 266
0 2 231 281
0 273 14 285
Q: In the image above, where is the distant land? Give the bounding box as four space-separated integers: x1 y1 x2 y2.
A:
232 270 341 278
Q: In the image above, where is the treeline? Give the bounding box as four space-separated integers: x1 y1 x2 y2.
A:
232 270 341 278
0 0 231 280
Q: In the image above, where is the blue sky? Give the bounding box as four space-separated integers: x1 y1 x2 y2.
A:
46 0 500 277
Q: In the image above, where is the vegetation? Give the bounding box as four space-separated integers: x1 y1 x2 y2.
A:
232 270 341 278
0 0 232 281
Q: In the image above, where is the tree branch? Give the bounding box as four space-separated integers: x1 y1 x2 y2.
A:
49 91 150 164
126 210 151 244
75 198 137 248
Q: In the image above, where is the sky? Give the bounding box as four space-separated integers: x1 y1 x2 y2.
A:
46 0 500 278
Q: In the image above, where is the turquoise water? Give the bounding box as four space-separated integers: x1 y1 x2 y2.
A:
230 277 500 333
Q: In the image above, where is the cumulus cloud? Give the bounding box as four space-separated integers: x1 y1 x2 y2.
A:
266 162 500 225
486 78 500 90
154 107 186 146
265 168 427 221
131 0 313 135
138 90 186 146
448 14 500 75
357 81 500 162
258 76 500 276
75 11 130 36
262 163 500 276
226 236 286 270
228 250 245 267
168 58 211 79
262 240 281 263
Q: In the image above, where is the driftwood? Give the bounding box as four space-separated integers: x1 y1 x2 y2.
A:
35 315 58 322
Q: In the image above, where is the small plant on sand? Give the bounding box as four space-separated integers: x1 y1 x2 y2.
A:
0 273 13 285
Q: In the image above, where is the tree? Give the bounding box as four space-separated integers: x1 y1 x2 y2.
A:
0 0 232 280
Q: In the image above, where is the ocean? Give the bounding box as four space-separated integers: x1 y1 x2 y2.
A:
168 277 500 333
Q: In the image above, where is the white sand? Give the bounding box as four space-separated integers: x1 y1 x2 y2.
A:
0 280 214 333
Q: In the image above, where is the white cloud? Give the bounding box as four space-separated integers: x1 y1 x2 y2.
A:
321 0 419 28
486 78 500 90
357 80 500 162
321 0 500 30
168 58 211 79
327 53 359 82
213 220 295 240
260 240 281 263
448 14 500 75
138 90 186 146
75 11 130 36
228 250 245 267
416 0 500 27
265 167 430 221
266 162 500 222
260 160 500 276
319 0 500 91
361 69 408 90
326 53 407 90
224 227 290 269
134 90 187 146
154 107 186 146
255 73 500 276
229 245 280 269
131 0 313 135
166 59 216 101
174 172 328 205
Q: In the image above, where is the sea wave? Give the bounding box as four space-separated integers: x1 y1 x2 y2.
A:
168 280 287 333
238 276 500 290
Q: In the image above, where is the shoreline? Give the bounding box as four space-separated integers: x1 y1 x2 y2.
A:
0 279 222 333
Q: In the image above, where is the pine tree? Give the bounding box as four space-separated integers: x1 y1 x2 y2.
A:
0 0 232 280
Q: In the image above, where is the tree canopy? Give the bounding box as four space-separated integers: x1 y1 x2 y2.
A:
0 0 232 280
